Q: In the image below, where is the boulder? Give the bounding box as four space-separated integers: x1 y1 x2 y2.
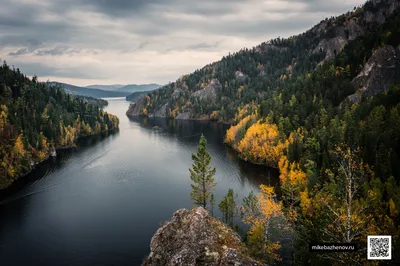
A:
142 207 260 266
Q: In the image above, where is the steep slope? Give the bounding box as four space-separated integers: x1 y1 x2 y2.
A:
0 64 119 189
48 82 130 98
143 207 260 266
127 0 399 122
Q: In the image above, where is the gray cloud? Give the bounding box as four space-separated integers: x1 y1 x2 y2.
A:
0 0 366 85
10 61 107 80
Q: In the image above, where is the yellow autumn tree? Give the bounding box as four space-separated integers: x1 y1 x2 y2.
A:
13 134 26 159
37 132 49 161
237 121 284 167
225 114 257 148
233 102 259 123
242 185 283 264
0 105 8 133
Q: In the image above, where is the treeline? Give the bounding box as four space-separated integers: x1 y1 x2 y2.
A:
78 95 109 108
0 62 119 189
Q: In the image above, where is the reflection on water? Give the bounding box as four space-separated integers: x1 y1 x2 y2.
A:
0 98 279 266
130 116 280 191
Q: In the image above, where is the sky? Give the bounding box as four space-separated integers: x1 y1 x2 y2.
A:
0 0 366 86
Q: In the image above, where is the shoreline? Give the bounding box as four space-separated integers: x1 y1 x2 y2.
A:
0 128 119 192
127 113 277 169
126 113 233 125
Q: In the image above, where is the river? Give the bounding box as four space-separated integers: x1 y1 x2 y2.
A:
0 97 279 266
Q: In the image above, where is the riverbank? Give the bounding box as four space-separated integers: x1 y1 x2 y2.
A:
126 113 278 169
0 128 119 191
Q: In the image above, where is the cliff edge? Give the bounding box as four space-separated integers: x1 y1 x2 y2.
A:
142 207 260 266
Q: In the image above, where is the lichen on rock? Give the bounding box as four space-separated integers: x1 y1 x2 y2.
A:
142 207 260 266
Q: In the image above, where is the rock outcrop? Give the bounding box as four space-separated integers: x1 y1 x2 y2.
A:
193 79 221 105
142 207 260 266
150 103 168 118
313 36 348 63
347 20 364 41
348 45 398 102
126 97 146 117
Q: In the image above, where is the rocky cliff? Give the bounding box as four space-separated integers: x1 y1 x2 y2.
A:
347 44 400 102
142 207 260 266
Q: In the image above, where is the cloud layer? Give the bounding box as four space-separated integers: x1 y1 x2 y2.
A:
0 0 365 85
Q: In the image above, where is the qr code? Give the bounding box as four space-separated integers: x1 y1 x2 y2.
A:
368 235 391 260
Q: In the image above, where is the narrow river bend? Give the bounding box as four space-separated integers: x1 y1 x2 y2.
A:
0 97 278 266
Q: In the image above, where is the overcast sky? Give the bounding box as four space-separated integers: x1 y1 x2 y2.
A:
0 0 366 86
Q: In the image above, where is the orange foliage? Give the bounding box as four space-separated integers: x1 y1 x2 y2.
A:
225 114 256 148
237 121 284 167
234 102 258 123
13 134 26 158
300 189 312 217
278 155 307 186
210 111 219 121
258 185 283 219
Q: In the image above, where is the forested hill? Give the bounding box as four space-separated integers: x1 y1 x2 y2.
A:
47 82 130 98
0 63 119 189
127 0 399 121
127 1 400 264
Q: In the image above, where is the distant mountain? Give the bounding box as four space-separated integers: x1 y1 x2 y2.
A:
48 82 130 98
85 84 125 91
117 83 162 93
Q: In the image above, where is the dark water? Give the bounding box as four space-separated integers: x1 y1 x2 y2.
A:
0 98 279 266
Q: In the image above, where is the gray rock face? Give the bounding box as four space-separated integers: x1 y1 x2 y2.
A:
126 97 146 117
349 45 397 102
314 36 348 63
193 79 221 104
175 112 191 120
347 20 364 41
142 207 260 266
151 103 168 118
334 26 347 39
363 0 400 25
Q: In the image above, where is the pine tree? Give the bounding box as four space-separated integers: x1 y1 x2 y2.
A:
210 194 215 217
189 134 216 208
219 188 237 227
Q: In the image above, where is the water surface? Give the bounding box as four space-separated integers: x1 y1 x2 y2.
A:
0 98 278 266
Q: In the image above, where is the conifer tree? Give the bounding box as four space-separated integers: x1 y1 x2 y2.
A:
189 134 216 208
219 188 237 227
210 194 215 217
